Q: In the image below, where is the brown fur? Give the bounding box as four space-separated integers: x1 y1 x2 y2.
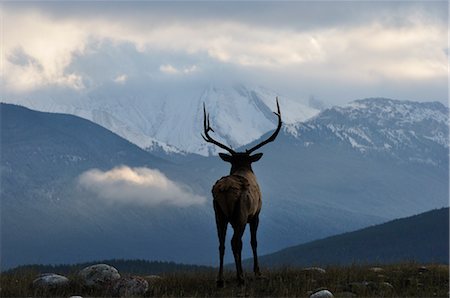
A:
212 175 249 219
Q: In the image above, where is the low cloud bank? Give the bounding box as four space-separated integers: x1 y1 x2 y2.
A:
78 166 206 207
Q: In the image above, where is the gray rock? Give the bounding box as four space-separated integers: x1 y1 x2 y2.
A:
112 276 149 297
379 281 394 292
418 266 430 273
78 264 121 287
310 289 334 298
145 275 163 283
32 273 69 289
302 267 327 274
369 267 384 273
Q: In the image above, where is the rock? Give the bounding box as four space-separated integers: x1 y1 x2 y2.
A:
310 289 334 298
32 273 69 290
78 264 121 288
112 276 149 297
369 267 384 273
379 281 394 293
145 275 162 283
418 266 430 273
302 267 327 274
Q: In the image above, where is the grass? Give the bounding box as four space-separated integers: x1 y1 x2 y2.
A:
0 263 448 297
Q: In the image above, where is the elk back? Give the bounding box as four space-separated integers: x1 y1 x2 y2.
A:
212 175 250 219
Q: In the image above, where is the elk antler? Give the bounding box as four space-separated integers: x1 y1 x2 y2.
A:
202 103 236 154
245 97 282 154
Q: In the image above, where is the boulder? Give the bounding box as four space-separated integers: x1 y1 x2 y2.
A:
310 289 334 298
32 273 69 290
78 264 121 288
112 276 149 297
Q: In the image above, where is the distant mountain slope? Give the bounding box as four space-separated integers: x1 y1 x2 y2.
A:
254 208 449 267
0 103 182 204
0 103 213 270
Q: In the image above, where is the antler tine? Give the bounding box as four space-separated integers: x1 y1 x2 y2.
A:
203 103 207 131
246 97 282 154
275 96 281 116
207 112 214 132
202 103 236 154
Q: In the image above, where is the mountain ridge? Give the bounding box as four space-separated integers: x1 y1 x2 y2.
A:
250 207 449 267
281 97 448 167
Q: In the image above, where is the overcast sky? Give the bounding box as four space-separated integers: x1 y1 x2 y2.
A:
2 1 448 106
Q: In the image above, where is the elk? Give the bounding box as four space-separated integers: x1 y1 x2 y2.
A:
202 98 282 287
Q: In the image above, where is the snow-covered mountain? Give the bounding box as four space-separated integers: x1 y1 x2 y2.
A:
3 84 318 156
285 98 449 167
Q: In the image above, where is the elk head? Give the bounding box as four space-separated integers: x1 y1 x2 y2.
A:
202 98 282 175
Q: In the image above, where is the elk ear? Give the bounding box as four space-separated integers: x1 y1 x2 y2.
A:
250 153 263 162
219 153 233 162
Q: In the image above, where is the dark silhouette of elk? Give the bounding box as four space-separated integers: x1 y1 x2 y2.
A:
202 98 282 287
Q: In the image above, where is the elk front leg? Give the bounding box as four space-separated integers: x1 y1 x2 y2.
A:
249 215 261 277
231 224 246 286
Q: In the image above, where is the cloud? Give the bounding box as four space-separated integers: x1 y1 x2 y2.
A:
3 10 87 92
78 166 206 207
160 64 198 75
113 74 128 84
1 2 447 104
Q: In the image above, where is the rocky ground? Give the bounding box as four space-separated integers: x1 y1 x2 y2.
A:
0 263 448 297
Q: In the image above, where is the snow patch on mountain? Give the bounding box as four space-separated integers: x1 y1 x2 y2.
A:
286 98 449 165
3 85 319 156
344 98 448 125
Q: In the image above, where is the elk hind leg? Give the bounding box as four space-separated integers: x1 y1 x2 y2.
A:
231 223 246 286
249 215 261 277
214 202 227 288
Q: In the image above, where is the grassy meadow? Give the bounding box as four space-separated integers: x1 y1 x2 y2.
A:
0 263 448 297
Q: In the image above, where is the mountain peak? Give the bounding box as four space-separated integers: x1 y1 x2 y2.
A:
284 98 449 166
334 97 449 126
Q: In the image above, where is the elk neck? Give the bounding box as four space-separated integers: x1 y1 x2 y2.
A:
230 165 254 176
